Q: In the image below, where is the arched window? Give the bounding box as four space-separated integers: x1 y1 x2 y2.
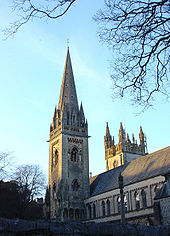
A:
113 160 118 168
53 149 58 167
54 149 59 165
134 191 140 210
141 190 147 208
71 147 78 162
72 115 76 124
93 203 96 218
53 182 56 191
67 112 69 125
71 179 80 191
81 209 85 219
87 204 91 219
63 208 68 219
117 196 121 213
124 195 128 212
102 201 105 216
154 185 160 196
106 199 111 215
75 209 80 219
69 208 74 219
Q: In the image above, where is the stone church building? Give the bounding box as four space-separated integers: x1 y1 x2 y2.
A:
47 48 89 221
46 48 170 225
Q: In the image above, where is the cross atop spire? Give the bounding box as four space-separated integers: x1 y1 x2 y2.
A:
67 38 69 48
58 47 79 112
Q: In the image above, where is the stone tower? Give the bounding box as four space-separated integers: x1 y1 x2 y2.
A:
48 48 89 221
104 122 147 171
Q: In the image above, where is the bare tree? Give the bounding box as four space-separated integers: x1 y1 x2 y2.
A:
4 0 77 38
13 164 46 200
94 0 170 110
0 152 14 180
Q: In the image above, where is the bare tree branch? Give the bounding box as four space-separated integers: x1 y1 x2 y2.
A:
12 164 46 200
3 0 77 38
0 152 14 180
94 0 170 111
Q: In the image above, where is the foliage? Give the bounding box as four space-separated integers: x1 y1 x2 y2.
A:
0 180 44 220
4 0 76 38
94 0 170 110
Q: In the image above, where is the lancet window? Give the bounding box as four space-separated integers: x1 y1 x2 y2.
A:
113 160 118 168
69 208 74 219
124 195 128 212
52 149 58 167
134 191 140 210
71 179 80 191
71 147 78 162
102 201 105 216
93 203 96 218
87 204 91 219
141 190 147 208
75 209 80 219
117 196 121 213
63 208 68 218
106 199 111 215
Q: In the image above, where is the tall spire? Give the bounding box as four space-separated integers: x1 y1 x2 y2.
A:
58 47 79 112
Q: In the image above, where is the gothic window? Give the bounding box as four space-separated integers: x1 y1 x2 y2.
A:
81 209 85 219
63 208 68 219
73 115 75 122
87 204 91 219
141 190 147 208
106 199 111 215
124 195 128 212
71 147 78 162
69 208 74 219
117 196 121 213
53 182 56 191
71 179 80 191
53 149 59 166
113 160 118 168
93 203 96 218
75 209 80 219
134 191 140 210
154 185 160 196
102 201 105 216
67 112 69 125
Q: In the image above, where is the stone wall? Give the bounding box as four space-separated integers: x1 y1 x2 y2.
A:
160 196 170 225
0 219 170 236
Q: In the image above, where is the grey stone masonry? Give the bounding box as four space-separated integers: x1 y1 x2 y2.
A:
104 122 147 171
48 47 89 221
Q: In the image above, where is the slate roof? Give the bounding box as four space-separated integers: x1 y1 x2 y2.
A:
90 146 170 196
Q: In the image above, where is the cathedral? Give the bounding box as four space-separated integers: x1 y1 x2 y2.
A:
46 48 170 225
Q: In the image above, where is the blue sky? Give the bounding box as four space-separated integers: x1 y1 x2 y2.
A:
0 0 169 180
